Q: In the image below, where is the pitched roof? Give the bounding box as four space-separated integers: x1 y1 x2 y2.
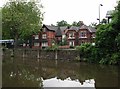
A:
69 26 79 31
43 24 68 35
60 26 68 35
43 24 96 35
43 24 57 31
79 25 96 32
79 25 88 29
55 27 62 37
87 26 96 32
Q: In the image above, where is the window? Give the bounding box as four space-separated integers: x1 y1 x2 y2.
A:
42 34 47 39
92 34 95 38
35 35 39 39
68 32 75 39
81 40 86 44
42 42 48 47
69 41 74 46
80 31 87 38
34 43 39 46
43 28 46 32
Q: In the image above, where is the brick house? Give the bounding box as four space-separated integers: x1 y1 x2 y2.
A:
32 24 96 48
65 25 96 46
55 27 62 45
32 25 56 48
65 26 79 46
78 25 96 45
32 25 67 48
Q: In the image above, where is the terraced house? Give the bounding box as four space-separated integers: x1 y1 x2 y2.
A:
32 24 96 48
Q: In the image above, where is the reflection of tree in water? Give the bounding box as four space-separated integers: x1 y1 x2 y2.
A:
2 57 118 87
2 58 43 87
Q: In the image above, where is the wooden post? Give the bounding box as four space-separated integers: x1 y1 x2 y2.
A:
23 50 25 58
37 50 40 62
11 49 14 57
55 50 58 60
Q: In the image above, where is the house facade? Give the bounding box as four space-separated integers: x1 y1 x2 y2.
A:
65 25 96 46
78 25 96 44
31 24 96 48
65 26 79 46
32 25 56 48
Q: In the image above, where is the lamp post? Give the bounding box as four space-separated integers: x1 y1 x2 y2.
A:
97 4 103 24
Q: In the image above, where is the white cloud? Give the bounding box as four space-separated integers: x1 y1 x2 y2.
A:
0 0 118 25
42 0 117 25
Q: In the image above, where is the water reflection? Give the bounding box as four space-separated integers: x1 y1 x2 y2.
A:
2 57 118 88
42 77 95 88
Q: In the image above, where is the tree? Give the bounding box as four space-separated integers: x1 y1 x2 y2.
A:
77 21 84 26
72 21 78 26
72 21 84 26
2 0 43 47
89 22 97 28
95 1 120 64
56 20 69 26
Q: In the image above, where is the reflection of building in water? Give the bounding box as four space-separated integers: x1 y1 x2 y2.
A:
42 77 95 88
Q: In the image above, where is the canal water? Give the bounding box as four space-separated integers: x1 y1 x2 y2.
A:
2 57 118 88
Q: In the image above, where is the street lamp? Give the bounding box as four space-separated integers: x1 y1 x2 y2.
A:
97 4 103 24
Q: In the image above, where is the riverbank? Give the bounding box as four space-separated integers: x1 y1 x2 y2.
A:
2 48 120 65
2 48 80 61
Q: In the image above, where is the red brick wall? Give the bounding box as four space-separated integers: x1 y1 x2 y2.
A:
47 31 55 46
78 29 92 45
66 30 77 46
66 30 77 39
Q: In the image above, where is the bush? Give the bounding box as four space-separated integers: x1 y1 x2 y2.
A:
109 53 120 65
75 43 97 63
70 46 74 48
45 45 59 51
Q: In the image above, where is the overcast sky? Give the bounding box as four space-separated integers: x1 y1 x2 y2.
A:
0 0 118 25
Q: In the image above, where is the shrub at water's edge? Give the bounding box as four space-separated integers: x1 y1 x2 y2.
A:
75 43 119 65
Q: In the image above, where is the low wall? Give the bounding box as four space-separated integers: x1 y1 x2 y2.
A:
3 49 80 60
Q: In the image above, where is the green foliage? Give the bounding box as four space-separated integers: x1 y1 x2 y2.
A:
72 21 84 26
89 22 97 28
94 1 120 65
56 20 70 26
62 36 67 45
75 43 97 63
70 46 74 48
72 21 78 26
109 53 119 65
45 45 59 51
2 0 43 47
56 20 84 27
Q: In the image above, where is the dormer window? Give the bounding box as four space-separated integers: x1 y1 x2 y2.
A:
43 28 46 32
80 31 87 38
68 32 75 38
35 35 39 39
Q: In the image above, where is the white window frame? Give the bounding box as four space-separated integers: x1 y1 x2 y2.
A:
69 41 74 46
42 42 48 47
80 31 87 38
34 43 39 46
35 35 39 39
42 34 47 39
68 32 75 39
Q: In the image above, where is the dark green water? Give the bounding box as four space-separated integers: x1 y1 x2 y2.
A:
2 57 118 88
